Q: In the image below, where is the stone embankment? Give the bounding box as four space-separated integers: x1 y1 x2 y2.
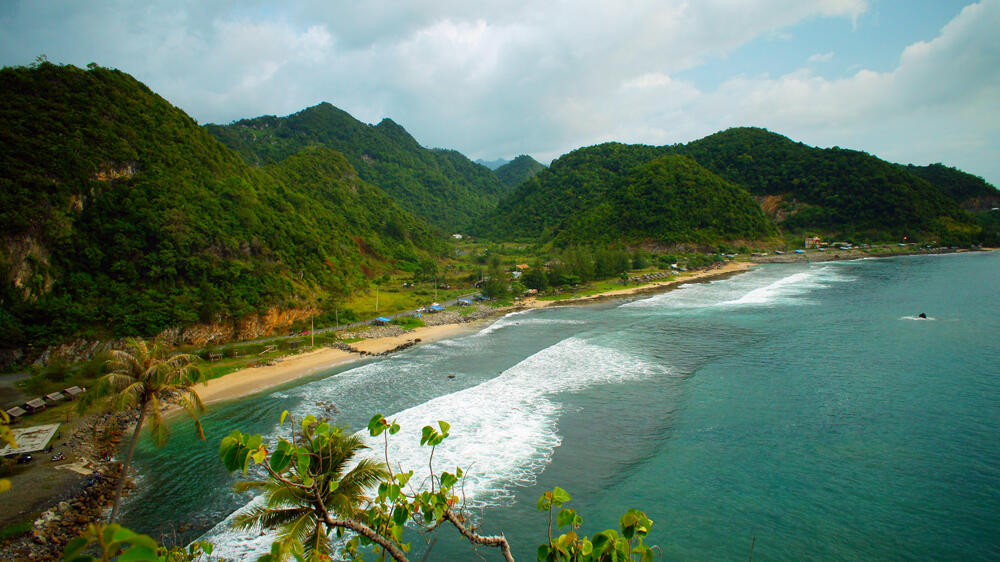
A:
1 410 138 561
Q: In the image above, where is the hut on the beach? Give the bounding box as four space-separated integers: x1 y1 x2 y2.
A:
23 398 46 414
63 386 85 400
5 406 26 422
44 391 65 403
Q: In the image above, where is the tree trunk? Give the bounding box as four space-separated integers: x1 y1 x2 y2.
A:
108 401 148 523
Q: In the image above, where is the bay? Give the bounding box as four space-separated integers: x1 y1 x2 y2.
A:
122 252 1000 560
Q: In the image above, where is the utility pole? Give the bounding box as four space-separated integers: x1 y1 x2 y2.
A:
434 275 438 301
375 283 380 312
311 314 314 347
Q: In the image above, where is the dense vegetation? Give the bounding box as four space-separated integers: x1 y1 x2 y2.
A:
558 155 777 245
206 103 510 230
495 154 546 189
674 127 980 241
473 143 671 241
475 127 994 246
0 63 443 349
904 163 1000 211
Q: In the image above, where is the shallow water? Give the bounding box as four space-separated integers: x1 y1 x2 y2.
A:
122 252 1000 560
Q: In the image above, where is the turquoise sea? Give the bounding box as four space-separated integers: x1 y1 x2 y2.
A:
122 252 1000 560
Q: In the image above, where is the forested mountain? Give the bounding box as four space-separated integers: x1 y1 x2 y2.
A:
495 155 546 189
674 128 976 240
903 163 1000 211
0 63 442 348
205 103 508 229
475 157 509 170
476 128 990 245
474 143 671 241
557 155 776 245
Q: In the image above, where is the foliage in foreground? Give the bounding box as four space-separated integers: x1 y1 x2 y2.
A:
212 412 656 561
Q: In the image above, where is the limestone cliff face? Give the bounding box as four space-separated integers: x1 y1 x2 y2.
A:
23 306 319 367
157 306 320 346
2 234 54 300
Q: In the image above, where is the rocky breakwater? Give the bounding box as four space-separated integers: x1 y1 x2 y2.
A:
0 410 138 561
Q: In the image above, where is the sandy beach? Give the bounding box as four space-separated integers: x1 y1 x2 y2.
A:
194 261 752 406
196 322 482 405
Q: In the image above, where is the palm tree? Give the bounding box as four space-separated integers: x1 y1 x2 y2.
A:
233 431 388 558
81 338 206 523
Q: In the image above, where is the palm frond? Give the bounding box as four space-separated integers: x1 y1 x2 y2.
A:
305 521 333 559
232 506 309 532
276 512 316 553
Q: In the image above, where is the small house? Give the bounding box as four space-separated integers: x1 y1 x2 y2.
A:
44 392 65 403
24 398 46 414
457 299 472 306
5 406 25 421
63 386 85 400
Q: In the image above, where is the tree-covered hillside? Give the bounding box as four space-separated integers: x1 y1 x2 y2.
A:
205 103 509 230
473 143 671 241
675 127 977 240
904 163 1000 211
0 63 442 348
495 155 546 189
557 155 776 245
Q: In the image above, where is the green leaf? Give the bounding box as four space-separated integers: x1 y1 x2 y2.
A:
556 508 577 529
280 410 289 425
537 544 552 561
328 480 339 493
117 544 158 562
537 492 551 512
438 420 450 434
393 505 409 526
552 486 571 505
315 422 330 436
389 422 401 435
270 447 292 473
420 425 434 446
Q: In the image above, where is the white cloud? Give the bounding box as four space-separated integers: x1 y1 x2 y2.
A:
808 51 835 63
0 0 996 185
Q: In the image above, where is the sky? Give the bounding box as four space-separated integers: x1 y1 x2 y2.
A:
1 0 998 185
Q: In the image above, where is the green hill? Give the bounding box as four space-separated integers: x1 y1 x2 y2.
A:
473 143 671 241
559 155 777 245
205 103 508 230
0 62 442 348
903 163 1000 211
495 155 546 189
675 127 976 240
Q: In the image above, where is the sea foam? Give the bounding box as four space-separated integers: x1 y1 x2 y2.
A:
201 336 667 558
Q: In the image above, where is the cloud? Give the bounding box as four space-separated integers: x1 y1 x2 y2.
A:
0 0 996 185
808 51 835 63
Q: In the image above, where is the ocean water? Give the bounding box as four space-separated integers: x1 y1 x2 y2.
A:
121 252 1000 560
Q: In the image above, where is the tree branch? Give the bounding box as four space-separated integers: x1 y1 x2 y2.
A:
443 508 514 562
321 515 410 562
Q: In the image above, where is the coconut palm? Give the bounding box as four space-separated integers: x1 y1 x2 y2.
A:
81 337 206 523
233 430 388 558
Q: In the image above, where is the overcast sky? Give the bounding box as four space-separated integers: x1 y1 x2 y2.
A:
2 1 997 185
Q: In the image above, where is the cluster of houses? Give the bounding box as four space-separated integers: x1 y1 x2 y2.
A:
625 271 671 284
5 386 84 423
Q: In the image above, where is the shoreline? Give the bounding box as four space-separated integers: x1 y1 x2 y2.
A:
193 260 752 407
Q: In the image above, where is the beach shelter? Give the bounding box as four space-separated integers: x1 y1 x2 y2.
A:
5 406 26 421
428 305 444 313
44 392 66 403
23 398 46 414
374 316 392 325
63 386 85 399
457 299 472 306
